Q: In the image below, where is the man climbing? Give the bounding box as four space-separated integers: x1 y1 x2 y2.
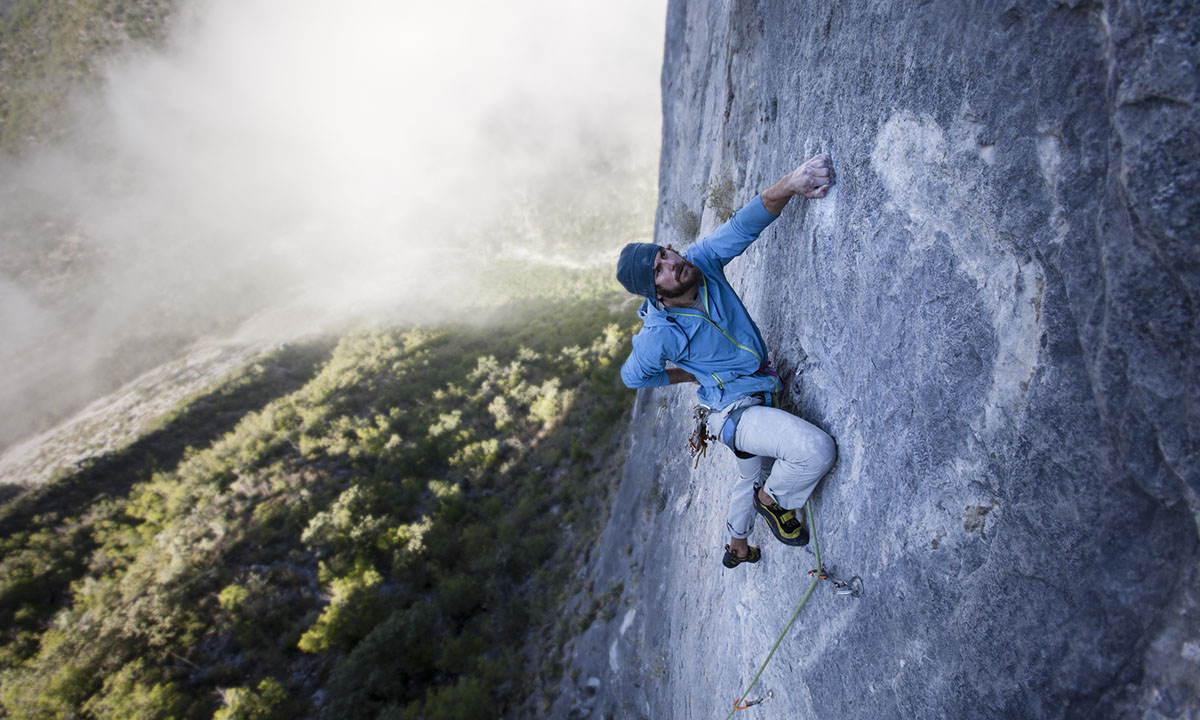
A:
616 154 838 569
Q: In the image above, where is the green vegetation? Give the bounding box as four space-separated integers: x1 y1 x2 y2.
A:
0 3 655 715
703 170 736 222
672 201 701 241
0 0 174 153
0 292 638 718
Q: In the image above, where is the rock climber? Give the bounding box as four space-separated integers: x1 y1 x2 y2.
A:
616 153 838 569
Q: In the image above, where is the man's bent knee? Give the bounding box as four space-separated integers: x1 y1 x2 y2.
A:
813 430 836 477
784 419 835 477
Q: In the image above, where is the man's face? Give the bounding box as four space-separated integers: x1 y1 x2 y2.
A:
654 246 700 301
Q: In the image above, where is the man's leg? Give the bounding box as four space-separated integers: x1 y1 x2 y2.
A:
734 406 835 512
727 454 771 558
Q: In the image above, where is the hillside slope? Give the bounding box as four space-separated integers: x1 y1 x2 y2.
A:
0 292 641 718
559 2 1198 718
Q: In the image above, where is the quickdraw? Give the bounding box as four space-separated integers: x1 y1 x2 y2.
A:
687 405 716 468
807 567 864 598
732 690 773 711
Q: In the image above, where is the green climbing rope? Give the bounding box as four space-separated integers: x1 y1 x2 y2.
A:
725 500 824 718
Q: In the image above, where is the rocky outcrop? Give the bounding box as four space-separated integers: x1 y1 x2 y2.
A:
557 2 1198 718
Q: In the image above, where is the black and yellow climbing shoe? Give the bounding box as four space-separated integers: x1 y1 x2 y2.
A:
753 491 809 546
723 544 761 569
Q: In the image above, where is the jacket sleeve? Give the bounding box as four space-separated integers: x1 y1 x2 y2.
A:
620 329 673 389
689 194 779 268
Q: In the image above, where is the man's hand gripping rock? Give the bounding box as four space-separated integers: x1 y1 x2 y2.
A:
761 153 835 215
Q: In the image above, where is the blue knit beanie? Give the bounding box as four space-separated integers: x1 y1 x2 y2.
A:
617 242 658 301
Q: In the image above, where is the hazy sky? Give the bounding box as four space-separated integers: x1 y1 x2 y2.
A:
0 0 667 449
88 0 663 310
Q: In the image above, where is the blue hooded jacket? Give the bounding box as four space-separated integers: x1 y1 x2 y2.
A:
620 195 782 410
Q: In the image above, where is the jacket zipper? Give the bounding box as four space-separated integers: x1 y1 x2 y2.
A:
666 309 764 364
667 279 778 394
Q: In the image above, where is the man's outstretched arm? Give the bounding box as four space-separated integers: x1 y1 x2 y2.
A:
761 153 834 216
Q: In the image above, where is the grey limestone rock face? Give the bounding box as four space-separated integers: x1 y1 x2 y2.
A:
558 1 1198 719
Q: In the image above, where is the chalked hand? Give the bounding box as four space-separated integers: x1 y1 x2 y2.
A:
789 153 834 198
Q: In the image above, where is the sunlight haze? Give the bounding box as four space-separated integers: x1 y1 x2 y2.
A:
0 0 666 452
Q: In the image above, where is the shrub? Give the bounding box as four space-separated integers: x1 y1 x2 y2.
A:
213 677 289 720
80 660 191 720
320 604 440 719
703 170 737 221
297 559 385 654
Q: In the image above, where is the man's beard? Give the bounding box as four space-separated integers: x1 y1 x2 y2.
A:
657 266 700 299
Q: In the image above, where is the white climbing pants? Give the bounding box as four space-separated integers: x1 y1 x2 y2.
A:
724 405 836 539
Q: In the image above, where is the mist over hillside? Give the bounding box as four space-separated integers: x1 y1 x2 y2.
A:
0 0 665 455
0 2 669 717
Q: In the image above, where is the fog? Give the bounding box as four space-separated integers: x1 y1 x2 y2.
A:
0 0 665 452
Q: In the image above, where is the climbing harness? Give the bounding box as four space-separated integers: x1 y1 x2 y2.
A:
688 405 717 468
756 361 781 395
726 500 861 717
